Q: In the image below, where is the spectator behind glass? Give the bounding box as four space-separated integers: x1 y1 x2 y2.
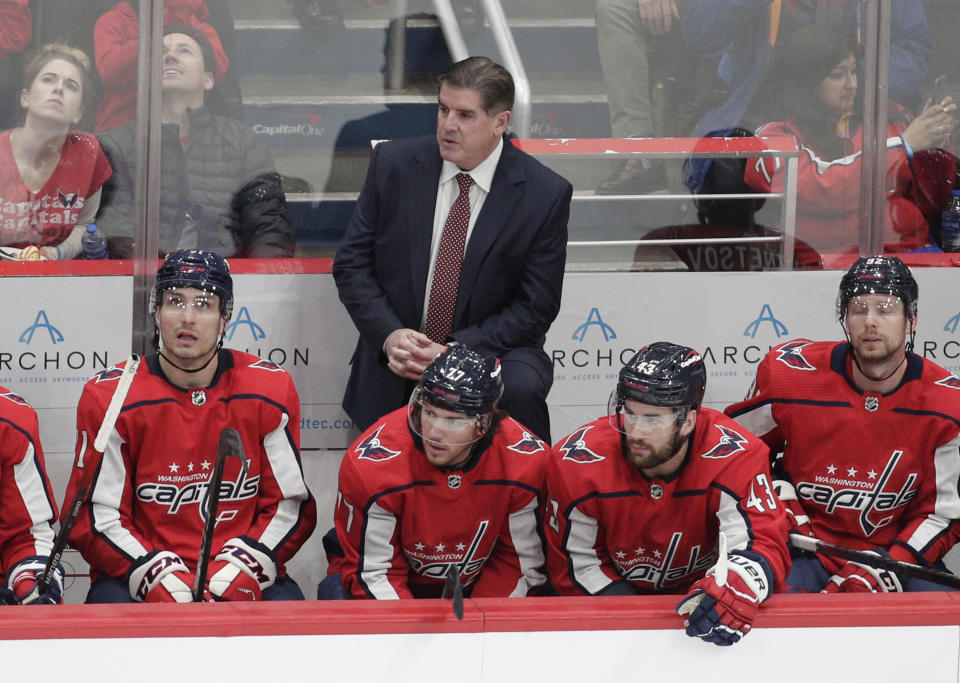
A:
682 0 933 138
93 0 229 132
744 26 956 255
96 25 293 258
0 43 112 260
0 0 32 130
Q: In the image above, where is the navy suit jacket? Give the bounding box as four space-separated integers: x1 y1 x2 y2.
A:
333 135 572 430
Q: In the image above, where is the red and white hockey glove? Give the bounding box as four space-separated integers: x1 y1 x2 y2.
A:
822 550 903 593
677 550 771 646
207 537 277 602
128 550 196 603
4 556 64 605
772 479 814 539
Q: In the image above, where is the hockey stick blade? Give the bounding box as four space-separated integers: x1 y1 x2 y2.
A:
441 567 464 620
193 428 249 601
789 534 960 590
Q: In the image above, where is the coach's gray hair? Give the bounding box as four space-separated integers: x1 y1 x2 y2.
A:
437 56 514 115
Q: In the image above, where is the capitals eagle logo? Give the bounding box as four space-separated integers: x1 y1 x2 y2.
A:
774 340 816 371
93 366 124 383
701 425 748 459
935 376 960 390
356 424 401 462
559 426 604 463
0 392 29 407
250 359 285 372
508 430 546 454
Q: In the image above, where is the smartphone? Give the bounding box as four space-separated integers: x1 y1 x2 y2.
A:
933 74 947 107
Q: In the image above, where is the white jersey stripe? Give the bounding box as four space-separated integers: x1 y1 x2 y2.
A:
91 427 148 559
566 506 612 594
12 441 55 555
260 412 312 550
507 497 546 596
360 501 401 599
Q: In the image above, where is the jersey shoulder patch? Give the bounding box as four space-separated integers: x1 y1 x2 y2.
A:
507 429 547 454
558 426 605 463
92 366 124 383
249 359 286 373
700 424 748 460
354 424 402 463
773 340 816 371
935 375 960 390
0 391 30 407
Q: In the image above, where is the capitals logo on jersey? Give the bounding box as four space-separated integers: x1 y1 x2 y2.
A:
508 430 546 455
355 424 401 462
0 391 29 407
701 425 748 459
250 359 285 373
559 427 604 463
775 341 816 371
93 366 125 383
935 376 960 390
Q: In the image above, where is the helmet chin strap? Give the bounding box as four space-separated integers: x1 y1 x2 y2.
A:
841 323 910 384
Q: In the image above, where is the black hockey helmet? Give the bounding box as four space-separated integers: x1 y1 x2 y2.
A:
408 346 503 445
837 255 918 323
152 249 234 319
608 342 706 432
417 346 502 415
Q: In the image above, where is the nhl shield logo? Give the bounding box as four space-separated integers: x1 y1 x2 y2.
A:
447 474 462 489
864 396 879 412
192 390 207 406
650 484 663 499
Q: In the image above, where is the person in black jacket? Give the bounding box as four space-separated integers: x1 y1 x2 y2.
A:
96 24 293 258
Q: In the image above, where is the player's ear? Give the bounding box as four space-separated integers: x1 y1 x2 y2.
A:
679 408 697 436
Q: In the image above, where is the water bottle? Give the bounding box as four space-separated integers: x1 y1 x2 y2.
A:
941 190 960 253
81 223 108 260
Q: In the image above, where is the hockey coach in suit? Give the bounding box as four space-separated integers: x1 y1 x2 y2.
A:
333 56 572 443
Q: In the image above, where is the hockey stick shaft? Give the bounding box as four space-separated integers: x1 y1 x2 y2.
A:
193 428 248 601
37 355 141 596
789 534 960 590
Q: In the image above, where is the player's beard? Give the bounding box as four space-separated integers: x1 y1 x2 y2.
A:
625 434 679 472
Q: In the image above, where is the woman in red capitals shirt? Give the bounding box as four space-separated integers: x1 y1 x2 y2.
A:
744 25 956 256
0 43 111 260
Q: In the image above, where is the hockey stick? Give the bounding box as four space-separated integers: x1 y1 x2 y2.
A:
33 355 141 600
193 428 248 601
441 566 464 620
789 534 960 590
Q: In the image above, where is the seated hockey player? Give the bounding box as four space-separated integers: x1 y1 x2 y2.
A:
325 345 549 599
545 342 790 646
0 388 64 605
726 255 960 593
62 249 316 603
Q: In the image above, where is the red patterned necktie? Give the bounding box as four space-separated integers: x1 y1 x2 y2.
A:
424 172 473 344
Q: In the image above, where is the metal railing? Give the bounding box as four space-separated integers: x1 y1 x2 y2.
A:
513 137 801 269
386 0 532 138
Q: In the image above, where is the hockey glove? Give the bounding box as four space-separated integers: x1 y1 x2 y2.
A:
677 551 772 646
207 537 277 602
772 479 815 539
128 550 196 603
822 550 903 593
4 556 64 605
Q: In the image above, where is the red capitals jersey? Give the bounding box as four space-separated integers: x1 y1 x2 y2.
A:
63 351 316 583
545 409 790 595
726 340 960 572
334 408 549 599
0 388 58 579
